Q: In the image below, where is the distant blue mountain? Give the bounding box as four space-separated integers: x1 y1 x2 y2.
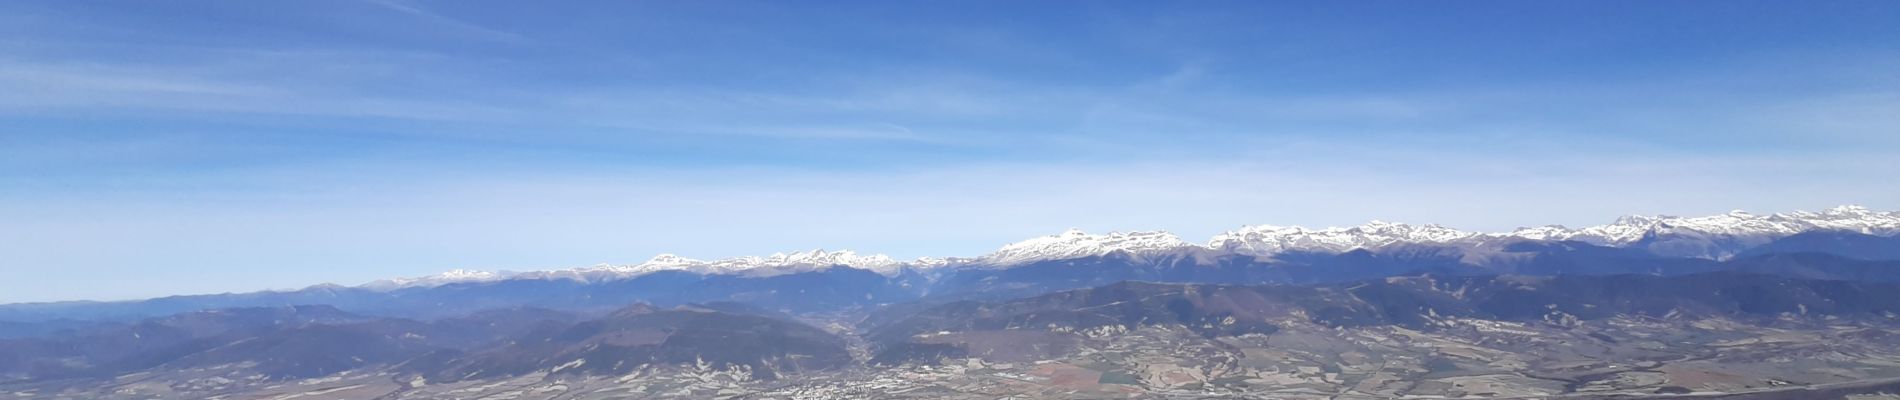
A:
7 234 1900 324
1736 230 1900 260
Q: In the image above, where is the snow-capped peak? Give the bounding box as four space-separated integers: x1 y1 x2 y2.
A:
369 249 921 290
1823 204 1874 215
361 269 505 290
1512 205 1900 246
1209 221 1481 256
604 249 907 277
1506 225 1575 241
641 253 698 267
733 249 903 275
976 229 1194 266
364 205 1896 290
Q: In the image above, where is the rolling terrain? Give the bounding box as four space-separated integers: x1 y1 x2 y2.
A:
5 272 1900 399
4 206 1900 398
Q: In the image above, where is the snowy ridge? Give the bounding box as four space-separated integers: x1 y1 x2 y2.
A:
1209 221 1481 256
361 269 504 290
369 205 1899 289
1506 205 1900 246
514 249 912 282
973 229 1196 266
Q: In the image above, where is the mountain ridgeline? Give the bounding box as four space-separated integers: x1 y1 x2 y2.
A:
3 206 1900 397
3 206 1900 390
9 273 1900 386
6 228 1900 324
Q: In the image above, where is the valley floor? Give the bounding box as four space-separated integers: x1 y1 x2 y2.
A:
10 316 1900 400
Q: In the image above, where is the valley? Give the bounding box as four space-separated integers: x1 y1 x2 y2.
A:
5 207 1900 399
8 274 1900 399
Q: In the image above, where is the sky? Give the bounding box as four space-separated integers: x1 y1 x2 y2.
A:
2 1 1899 303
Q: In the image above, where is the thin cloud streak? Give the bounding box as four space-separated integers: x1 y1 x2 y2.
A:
363 0 533 44
3 1 1899 302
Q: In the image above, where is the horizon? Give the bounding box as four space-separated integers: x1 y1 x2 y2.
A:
6 1 1900 303
6 203 1892 304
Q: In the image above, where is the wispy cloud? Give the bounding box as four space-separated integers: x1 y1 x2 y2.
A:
4 1 1900 302
9 142 1897 299
363 0 531 44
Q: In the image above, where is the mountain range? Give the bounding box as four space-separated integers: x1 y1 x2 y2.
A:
6 205 1900 398
375 204 1900 288
10 272 1900 399
3 205 1898 324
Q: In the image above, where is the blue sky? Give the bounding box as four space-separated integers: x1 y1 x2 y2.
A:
3 1 1898 302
